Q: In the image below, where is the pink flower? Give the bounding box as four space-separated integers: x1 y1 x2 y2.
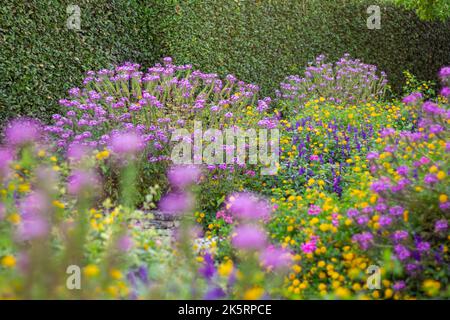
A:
440 87 450 98
260 246 292 270
167 165 201 189
300 239 317 254
0 203 5 220
308 204 321 216
439 66 450 80
110 131 144 156
67 142 92 161
16 192 50 241
159 192 193 215
67 169 100 195
0 147 13 179
117 234 133 252
231 225 267 250
5 118 42 147
228 192 270 220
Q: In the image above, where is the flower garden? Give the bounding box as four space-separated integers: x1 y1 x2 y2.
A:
1 1 449 301
0 54 448 300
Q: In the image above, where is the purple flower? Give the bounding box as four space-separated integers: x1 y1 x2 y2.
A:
110 131 144 156
396 166 409 176
5 118 42 146
260 246 292 270
231 225 267 250
158 192 193 215
352 232 373 250
17 192 50 241
440 87 450 98
422 101 441 114
379 215 392 227
366 151 379 160
392 230 409 242
347 208 359 217
439 202 450 211
402 92 422 105
308 204 321 216
394 244 410 261
300 239 317 254
117 234 134 252
393 281 406 291
67 142 92 161
0 203 5 220
17 215 49 241
199 253 215 280
416 241 430 252
228 193 270 220
439 66 450 80
204 287 226 300
0 147 13 179
388 206 404 216
67 169 100 195
167 165 201 189
424 174 438 185
370 178 390 193
435 219 448 232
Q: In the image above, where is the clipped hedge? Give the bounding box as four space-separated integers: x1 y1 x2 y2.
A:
0 0 161 126
1 0 450 126
157 0 450 96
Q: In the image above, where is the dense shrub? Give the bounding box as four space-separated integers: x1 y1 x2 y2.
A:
2 0 450 126
0 0 161 126
157 0 450 96
45 58 272 205
277 54 388 110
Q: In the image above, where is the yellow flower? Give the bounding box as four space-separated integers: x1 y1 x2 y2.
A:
8 213 21 225
439 194 448 203
292 264 302 273
423 279 441 297
37 150 46 157
110 269 123 280
218 260 233 277
243 287 264 300
84 264 100 277
18 183 30 193
436 171 446 180
96 150 110 161
52 200 65 209
1 255 16 268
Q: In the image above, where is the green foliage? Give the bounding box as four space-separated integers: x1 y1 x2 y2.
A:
156 0 450 96
390 0 450 21
1 0 450 127
0 0 161 126
401 70 437 100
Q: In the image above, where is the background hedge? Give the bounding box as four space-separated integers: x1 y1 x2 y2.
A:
1 0 450 126
158 0 450 96
0 0 161 126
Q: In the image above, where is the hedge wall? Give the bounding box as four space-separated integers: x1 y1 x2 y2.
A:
157 0 450 96
0 0 161 125
1 0 450 126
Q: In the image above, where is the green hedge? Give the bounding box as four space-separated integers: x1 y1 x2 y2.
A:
1 0 450 126
157 0 450 96
0 0 161 126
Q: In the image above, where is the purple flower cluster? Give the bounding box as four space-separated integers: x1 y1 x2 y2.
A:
277 54 387 107
45 58 270 165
